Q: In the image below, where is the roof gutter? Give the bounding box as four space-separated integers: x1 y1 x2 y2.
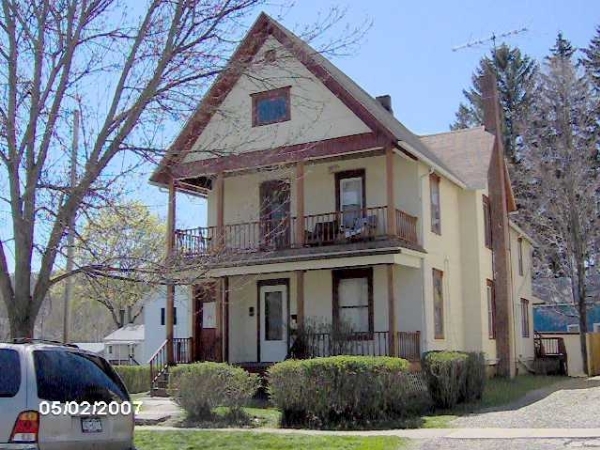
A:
397 140 467 189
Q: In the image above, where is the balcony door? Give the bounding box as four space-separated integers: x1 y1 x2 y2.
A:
260 180 290 249
259 281 288 362
335 169 366 231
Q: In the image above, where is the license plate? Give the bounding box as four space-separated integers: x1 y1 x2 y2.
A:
81 417 102 433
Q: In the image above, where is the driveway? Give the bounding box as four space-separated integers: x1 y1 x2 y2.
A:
451 377 600 429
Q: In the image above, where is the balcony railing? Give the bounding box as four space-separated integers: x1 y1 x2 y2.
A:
174 206 419 257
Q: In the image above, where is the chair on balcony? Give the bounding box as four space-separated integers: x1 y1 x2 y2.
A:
305 219 341 246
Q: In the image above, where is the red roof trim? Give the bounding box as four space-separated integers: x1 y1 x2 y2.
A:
151 13 394 185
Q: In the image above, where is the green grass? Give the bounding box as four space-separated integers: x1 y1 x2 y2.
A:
135 430 406 450
421 374 568 427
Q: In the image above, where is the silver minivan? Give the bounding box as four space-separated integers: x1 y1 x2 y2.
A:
0 340 136 450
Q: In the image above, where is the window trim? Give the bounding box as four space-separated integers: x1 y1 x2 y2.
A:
251 86 291 127
487 279 496 339
518 237 524 276
432 268 445 339
332 267 374 338
483 195 492 249
430 173 441 235
521 298 530 338
335 169 366 214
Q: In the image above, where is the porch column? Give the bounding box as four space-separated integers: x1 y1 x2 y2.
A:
296 270 305 330
386 147 397 236
295 161 305 246
216 171 225 244
224 277 230 363
215 278 224 362
166 180 176 365
387 264 397 356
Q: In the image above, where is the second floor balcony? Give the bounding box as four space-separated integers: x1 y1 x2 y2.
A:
174 206 419 258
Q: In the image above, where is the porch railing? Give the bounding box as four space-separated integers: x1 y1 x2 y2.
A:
149 337 194 393
305 331 390 357
397 331 421 361
175 206 419 256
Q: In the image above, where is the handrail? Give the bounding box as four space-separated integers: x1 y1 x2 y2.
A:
149 339 169 393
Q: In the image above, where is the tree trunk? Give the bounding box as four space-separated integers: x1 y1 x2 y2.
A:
8 298 36 339
576 269 589 375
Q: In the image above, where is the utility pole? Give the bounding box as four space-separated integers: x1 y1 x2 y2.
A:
62 109 79 343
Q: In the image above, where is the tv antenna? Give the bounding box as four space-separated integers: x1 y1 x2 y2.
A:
452 27 528 52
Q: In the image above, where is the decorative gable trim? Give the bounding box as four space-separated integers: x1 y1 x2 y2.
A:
151 13 395 186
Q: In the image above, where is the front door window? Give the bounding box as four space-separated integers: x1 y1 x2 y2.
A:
259 283 288 362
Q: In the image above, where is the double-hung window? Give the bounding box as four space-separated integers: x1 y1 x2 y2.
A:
333 268 373 335
430 174 441 234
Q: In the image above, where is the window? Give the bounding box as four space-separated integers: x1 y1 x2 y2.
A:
483 195 492 249
251 86 291 126
518 238 524 276
108 345 113 355
34 350 128 403
567 324 580 333
333 268 373 335
265 291 284 341
335 169 366 230
430 174 441 234
521 299 530 338
161 307 177 325
0 349 20 397
487 280 496 339
432 269 444 339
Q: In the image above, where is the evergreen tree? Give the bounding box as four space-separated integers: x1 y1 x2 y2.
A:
451 44 538 162
549 31 576 60
581 25 600 92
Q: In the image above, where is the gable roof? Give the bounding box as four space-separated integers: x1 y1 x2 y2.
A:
103 324 144 343
150 12 466 187
420 127 494 190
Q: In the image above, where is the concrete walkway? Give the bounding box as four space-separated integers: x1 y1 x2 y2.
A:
136 425 600 440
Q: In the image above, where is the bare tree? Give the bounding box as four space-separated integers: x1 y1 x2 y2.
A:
519 40 600 373
0 0 367 339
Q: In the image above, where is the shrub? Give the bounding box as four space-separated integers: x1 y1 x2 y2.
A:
169 362 259 419
462 352 486 403
421 351 468 409
113 365 150 394
268 356 427 427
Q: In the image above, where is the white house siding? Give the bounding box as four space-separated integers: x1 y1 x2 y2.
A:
183 36 370 163
143 287 192 363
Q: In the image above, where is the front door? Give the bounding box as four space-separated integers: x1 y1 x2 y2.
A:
259 283 288 362
193 284 218 361
259 180 290 249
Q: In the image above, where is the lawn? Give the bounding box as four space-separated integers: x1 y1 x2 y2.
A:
422 374 568 427
135 430 406 450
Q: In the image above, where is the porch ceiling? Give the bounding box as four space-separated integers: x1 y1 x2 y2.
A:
206 248 422 277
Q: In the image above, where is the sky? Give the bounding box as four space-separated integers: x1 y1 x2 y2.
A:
2 0 599 271
162 0 600 230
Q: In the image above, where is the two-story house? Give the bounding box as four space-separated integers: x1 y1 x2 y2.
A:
150 13 535 378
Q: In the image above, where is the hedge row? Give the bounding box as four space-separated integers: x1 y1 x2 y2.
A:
421 351 486 409
113 365 151 394
268 356 430 427
170 362 260 419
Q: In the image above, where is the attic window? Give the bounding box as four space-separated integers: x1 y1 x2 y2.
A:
251 86 291 126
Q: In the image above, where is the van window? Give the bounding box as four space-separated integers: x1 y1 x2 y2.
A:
34 350 128 403
0 349 20 397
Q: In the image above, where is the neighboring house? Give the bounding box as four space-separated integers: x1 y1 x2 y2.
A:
73 342 105 356
103 324 144 365
143 286 193 362
149 13 536 376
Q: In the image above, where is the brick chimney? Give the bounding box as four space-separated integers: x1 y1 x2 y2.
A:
376 95 393 114
481 67 516 378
